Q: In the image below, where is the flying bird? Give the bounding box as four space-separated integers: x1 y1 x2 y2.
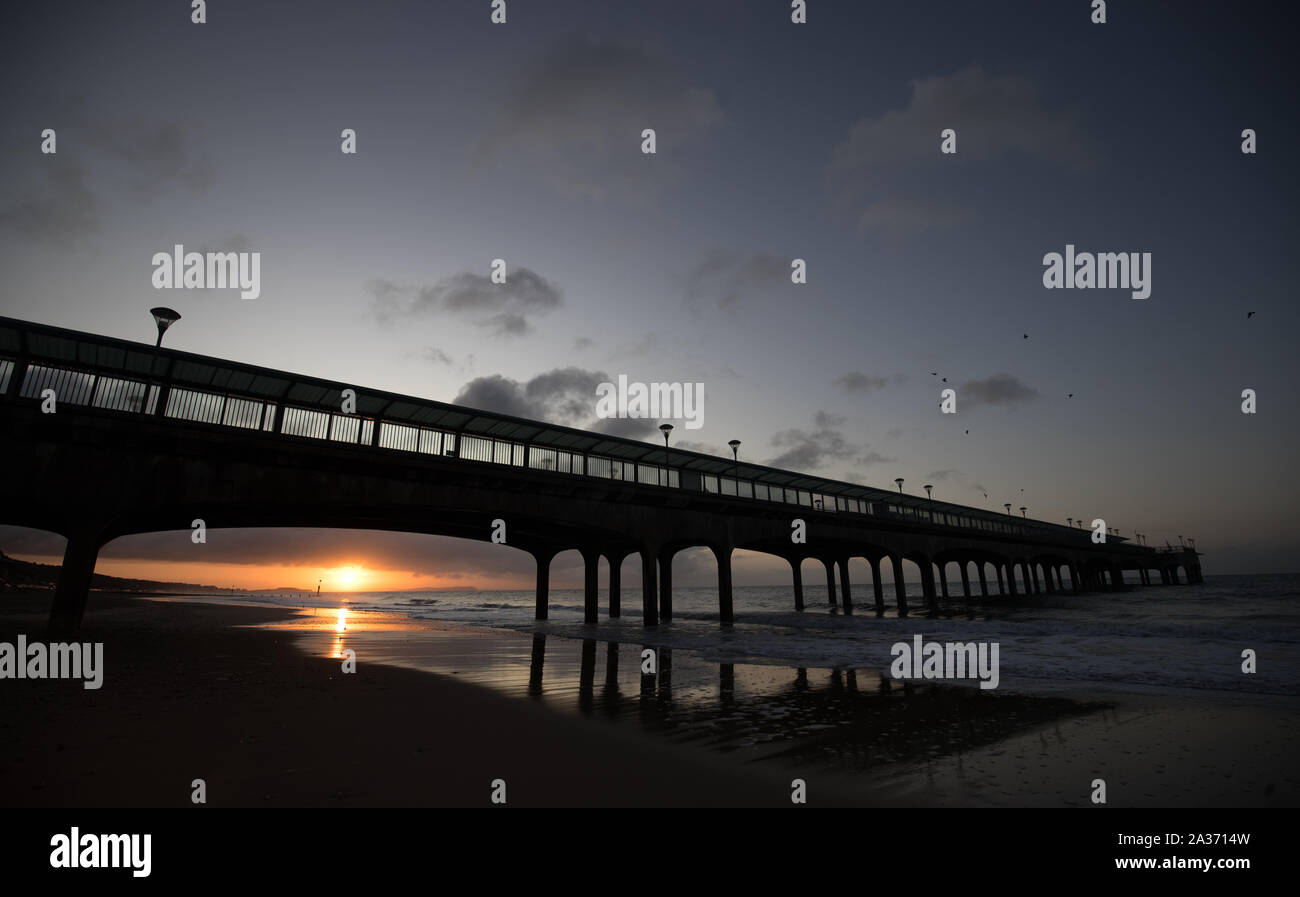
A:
931 371 938 376
942 377 948 382
1023 333 1029 339
1068 393 1074 398
1247 311 1255 318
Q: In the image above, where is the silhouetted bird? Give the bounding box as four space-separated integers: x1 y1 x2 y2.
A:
1023 333 1029 339
942 377 948 382
930 371 938 376
1068 393 1074 398
966 430 970 435
1247 311 1255 318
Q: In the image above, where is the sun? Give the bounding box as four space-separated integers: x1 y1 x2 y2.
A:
330 565 366 591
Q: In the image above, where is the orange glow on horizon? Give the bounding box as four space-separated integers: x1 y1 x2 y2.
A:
12 556 530 593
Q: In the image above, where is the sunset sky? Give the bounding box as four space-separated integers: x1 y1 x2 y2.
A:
1 0 1297 589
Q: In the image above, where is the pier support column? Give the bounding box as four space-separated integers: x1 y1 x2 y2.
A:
1111 565 1124 590
713 544 734 624
791 558 805 611
823 558 837 606
640 549 659 626
920 561 937 608
938 562 950 600
959 562 972 600
870 556 884 611
658 549 674 622
891 556 909 614
1006 563 1018 597
1069 564 1080 592
1030 564 1041 595
582 547 600 624
49 531 103 634
996 565 1005 596
977 563 989 599
607 553 624 617
1169 567 1180 585
533 549 555 621
838 557 852 610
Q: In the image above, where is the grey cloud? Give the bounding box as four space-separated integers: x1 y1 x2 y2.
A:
454 366 658 439
472 36 724 204
767 410 857 470
959 373 1040 408
832 66 1092 176
0 158 99 245
834 371 906 394
369 266 562 337
858 451 897 466
84 118 216 197
685 249 787 311
855 196 973 236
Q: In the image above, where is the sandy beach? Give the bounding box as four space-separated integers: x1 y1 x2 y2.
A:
0 592 830 807
1 591 1295 808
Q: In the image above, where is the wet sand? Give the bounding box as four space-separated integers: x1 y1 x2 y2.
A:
0 593 821 807
1 592 1295 807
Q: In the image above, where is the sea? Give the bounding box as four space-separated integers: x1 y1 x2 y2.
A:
227 573 1300 702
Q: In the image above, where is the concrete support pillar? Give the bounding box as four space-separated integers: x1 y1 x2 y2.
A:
714 544 734 624
1006 563 1018 597
534 550 554 621
791 558 805 611
1030 564 1041 595
1069 564 1080 592
919 560 937 607
824 558 837 606
996 565 1005 595
891 556 909 614
938 563 950 600
658 550 674 622
838 557 852 609
870 556 884 611
1170 567 1180 585
49 532 102 634
959 561 972 599
977 563 989 598
582 548 600 624
640 550 658 626
1022 562 1035 594
1111 565 1124 590
608 553 623 617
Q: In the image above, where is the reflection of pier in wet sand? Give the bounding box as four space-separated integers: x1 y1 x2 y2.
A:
307 625 1110 774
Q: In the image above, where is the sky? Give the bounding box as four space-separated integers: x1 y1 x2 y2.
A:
1 0 1297 589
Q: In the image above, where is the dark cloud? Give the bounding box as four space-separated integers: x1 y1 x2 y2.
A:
831 66 1092 236
959 373 1040 409
454 367 658 439
767 410 857 470
0 158 99 245
84 118 216 197
684 249 787 311
0 117 213 246
858 450 897 466
834 371 905 393
420 347 453 366
833 66 1092 175
369 266 562 337
471 36 724 204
